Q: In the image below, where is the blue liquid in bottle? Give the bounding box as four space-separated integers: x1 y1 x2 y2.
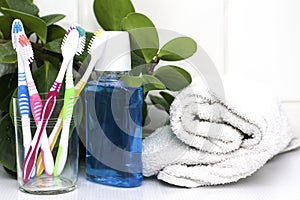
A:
85 72 143 188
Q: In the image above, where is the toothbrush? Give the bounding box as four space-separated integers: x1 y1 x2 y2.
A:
18 31 55 176
11 19 34 177
35 29 106 176
22 27 80 183
54 25 86 176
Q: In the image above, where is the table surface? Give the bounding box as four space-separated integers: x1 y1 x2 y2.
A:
1 149 300 200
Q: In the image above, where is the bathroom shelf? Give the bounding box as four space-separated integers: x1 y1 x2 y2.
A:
1 149 300 200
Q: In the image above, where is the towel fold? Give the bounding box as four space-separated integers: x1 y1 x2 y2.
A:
143 77 297 187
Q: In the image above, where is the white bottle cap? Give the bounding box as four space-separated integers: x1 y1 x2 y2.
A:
94 31 131 72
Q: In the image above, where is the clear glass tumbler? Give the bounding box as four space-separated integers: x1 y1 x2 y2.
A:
13 95 81 194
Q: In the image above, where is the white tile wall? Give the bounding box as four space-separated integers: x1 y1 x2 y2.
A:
227 0 300 136
227 0 300 101
35 0 300 136
34 0 79 28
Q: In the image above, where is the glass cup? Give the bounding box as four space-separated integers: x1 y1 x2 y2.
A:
13 95 81 194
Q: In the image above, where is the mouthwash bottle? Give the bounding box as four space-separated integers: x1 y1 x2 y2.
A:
85 31 143 188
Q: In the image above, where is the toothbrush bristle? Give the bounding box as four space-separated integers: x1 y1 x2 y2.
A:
95 29 103 37
75 40 85 56
11 19 24 49
18 34 30 47
66 26 76 35
75 26 86 56
12 20 23 34
11 19 34 63
61 26 76 48
87 29 104 54
62 26 77 46
61 26 81 57
76 26 86 38
18 34 34 63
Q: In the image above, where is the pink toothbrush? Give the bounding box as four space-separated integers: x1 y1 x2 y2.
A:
22 27 80 183
19 32 55 176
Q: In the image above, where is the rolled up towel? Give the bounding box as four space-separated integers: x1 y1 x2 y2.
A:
143 77 297 187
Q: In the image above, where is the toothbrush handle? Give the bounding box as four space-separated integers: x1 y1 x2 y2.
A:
75 80 87 95
36 80 86 176
22 121 42 182
54 74 75 176
27 81 54 176
22 82 61 183
18 75 30 118
27 82 43 122
36 117 62 176
21 118 37 178
17 80 31 154
53 121 71 176
40 133 54 175
21 117 31 156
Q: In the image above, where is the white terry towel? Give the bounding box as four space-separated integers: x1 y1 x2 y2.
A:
143 77 299 187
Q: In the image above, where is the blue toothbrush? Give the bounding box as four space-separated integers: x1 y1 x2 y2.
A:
11 20 35 177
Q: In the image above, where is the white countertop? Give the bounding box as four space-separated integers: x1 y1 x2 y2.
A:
1 149 300 200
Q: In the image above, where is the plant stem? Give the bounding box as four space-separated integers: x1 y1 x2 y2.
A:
146 62 158 75
0 39 10 44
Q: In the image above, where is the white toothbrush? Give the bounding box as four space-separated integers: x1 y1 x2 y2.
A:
22 27 80 183
54 25 86 176
11 19 34 178
37 26 86 176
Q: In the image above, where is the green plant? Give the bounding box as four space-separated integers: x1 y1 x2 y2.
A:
94 0 196 121
0 0 196 173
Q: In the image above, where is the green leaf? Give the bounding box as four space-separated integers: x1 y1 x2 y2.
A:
149 94 170 113
9 88 16 122
131 51 146 68
1 7 47 43
42 14 65 26
0 16 13 39
6 0 39 16
153 65 192 91
3 166 16 178
0 113 16 172
46 25 65 42
0 42 17 63
120 75 143 88
142 100 148 126
130 51 148 76
130 65 147 76
34 51 61 68
32 62 60 93
0 0 8 9
141 74 165 93
122 13 159 63
93 0 135 31
158 37 197 61
159 91 175 106
44 38 62 54
150 91 175 114
120 74 165 92
0 73 17 112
